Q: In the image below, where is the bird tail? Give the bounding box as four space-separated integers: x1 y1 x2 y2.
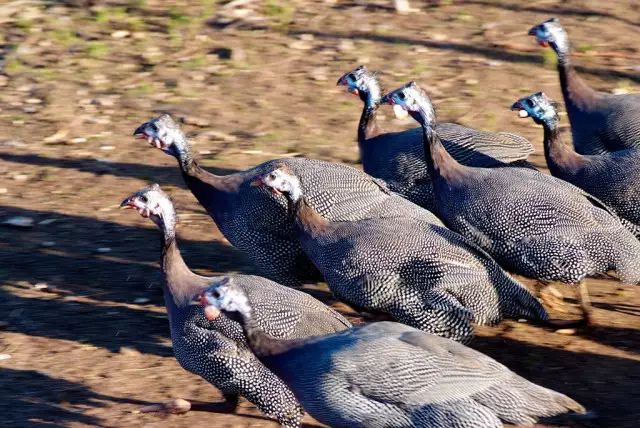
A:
473 372 586 425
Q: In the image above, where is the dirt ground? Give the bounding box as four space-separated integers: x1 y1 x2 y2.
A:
1 1 639 427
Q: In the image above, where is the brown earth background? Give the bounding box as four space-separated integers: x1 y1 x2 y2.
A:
0 1 639 427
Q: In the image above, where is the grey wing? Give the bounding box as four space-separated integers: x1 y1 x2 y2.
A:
332 327 508 407
283 158 393 220
545 174 630 230
437 122 533 165
330 324 584 425
240 275 351 339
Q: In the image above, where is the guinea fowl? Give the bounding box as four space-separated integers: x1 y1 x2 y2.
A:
337 65 534 209
252 166 548 343
384 81 640 324
199 278 586 428
512 92 640 233
120 184 351 428
133 114 430 287
529 18 640 154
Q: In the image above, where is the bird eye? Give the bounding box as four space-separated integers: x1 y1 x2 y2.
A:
398 92 406 100
140 195 148 203
526 99 535 108
212 290 221 299
348 73 355 80
150 123 158 132
268 173 276 180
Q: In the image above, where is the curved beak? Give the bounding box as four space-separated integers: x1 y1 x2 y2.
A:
527 25 538 36
120 197 135 209
133 124 148 139
336 73 359 95
510 100 521 111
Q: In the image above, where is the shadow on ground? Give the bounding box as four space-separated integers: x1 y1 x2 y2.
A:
0 368 150 428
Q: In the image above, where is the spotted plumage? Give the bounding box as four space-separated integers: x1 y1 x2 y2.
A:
120 185 351 428
200 279 585 428
337 65 533 209
529 18 640 154
256 167 548 343
513 92 640 234
134 114 438 287
386 82 640 286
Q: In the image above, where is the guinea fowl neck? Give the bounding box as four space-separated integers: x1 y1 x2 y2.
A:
159 218 208 310
238 309 306 358
412 106 466 185
172 134 242 198
542 118 587 177
358 86 382 143
556 49 600 114
287 195 331 238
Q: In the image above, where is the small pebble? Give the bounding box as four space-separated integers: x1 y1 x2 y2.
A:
71 137 87 144
133 297 150 304
2 216 34 228
38 218 56 225
96 247 112 253
33 282 48 291
100 145 115 151
12 174 29 181
26 98 42 104
0 354 11 361
556 328 577 335
0 188 7 194
288 40 313 50
41 241 56 247
139 399 191 414
119 346 142 357
111 30 130 39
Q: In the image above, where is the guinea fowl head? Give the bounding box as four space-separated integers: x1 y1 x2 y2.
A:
511 92 559 126
251 167 303 202
382 81 436 126
528 18 569 56
120 183 176 230
199 277 251 321
336 65 382 105
133 114 190 159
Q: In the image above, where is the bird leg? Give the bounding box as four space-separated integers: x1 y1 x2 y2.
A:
577 280 594 326
543 281 594 329
535 281 569 314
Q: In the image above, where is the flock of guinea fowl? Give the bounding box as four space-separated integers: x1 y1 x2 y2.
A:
116 17 639 428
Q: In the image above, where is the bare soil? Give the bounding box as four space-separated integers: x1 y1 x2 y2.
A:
1 1 639 427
